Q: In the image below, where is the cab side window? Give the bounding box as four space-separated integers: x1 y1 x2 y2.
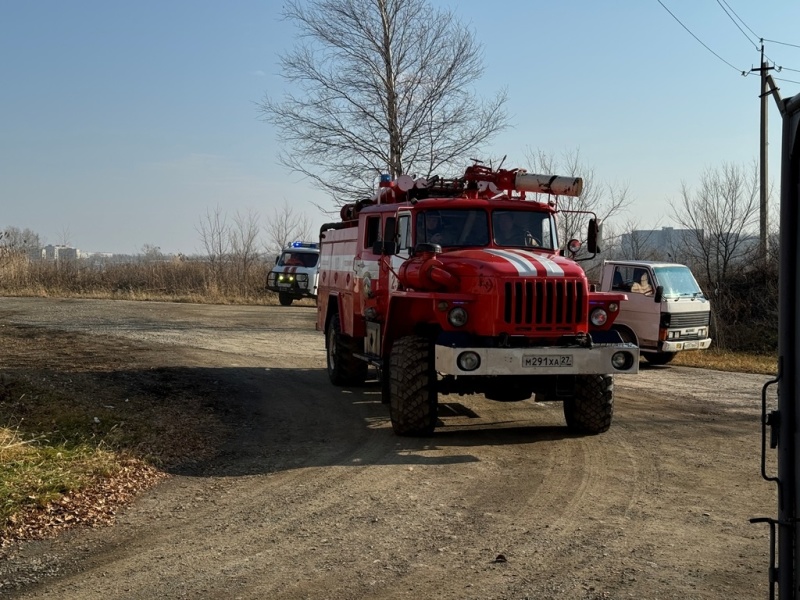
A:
611 267 628 291
397 214 411 251
384 217 396 244
365 216 380 248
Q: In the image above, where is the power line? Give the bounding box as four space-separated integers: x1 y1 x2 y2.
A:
657 0 745 75
719 0 760 40
764 38 800 50
715 0 760 51
774 76 800 86
711 2 800 79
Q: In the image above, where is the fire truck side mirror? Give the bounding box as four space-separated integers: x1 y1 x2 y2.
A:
587 218 602 254
372 240 398 255
413 242 442 256
654 285 664 303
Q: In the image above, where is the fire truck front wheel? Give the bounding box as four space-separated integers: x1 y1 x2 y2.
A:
563 375 613 435
326 313 367 386
388 336 438 437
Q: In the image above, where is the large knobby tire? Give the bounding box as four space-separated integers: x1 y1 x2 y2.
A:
644 352 677 365
563 374 614 434
380 356 391 404
278 292 293 306
326 313 367 386
388 336 438 436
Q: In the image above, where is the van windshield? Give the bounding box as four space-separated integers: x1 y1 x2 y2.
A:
278 252 319 268
653 266 704 298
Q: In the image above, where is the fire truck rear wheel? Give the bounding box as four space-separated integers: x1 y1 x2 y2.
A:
326 313 368 386
388 336 437 437
278 293 293 306
643 352 677 365
563 374 613 434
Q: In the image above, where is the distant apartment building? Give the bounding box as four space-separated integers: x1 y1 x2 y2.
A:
42 245 80 261
618 227 703 262
617 226 760 266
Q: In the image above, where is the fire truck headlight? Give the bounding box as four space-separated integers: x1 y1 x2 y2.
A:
590 308 608 327
608 302 619 313
457 351 481 371
447 307 468 327
611 351 634 370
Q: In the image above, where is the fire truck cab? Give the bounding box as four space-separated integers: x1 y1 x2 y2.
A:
317 165 639 436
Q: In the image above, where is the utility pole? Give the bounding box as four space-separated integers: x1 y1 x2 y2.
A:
752 42 774 262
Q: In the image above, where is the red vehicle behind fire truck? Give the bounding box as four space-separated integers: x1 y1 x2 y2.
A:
316 163 639 437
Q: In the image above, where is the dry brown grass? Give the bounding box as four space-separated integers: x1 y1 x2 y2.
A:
671 348 777 375
0 255 302 306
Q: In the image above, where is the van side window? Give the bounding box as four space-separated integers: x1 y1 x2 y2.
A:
611 266 638 292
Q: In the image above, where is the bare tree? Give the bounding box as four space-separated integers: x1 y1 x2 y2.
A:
670 161 759 286
613 218 666 261
57 226 72 247
140 244 163 262
196 206 231 289
229 209 263 290
524 148 630 248
266 200 313 258
1 226 41 255
261 0 509 205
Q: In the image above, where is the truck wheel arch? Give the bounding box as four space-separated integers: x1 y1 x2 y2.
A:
612 324 638 346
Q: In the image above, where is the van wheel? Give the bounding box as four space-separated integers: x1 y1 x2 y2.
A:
563 374 613 434
326 313 367 385
278 293 293 306
644 352 677 365
388 336 438 436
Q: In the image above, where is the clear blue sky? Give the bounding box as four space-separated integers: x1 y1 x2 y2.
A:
1 1 798 255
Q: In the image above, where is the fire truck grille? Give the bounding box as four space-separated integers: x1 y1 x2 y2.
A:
502 279 586 330
670 312 710 329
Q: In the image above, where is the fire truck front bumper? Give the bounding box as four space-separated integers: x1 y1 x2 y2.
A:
434 343 639 377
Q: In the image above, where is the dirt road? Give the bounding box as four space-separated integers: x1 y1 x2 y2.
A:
0 298 776 599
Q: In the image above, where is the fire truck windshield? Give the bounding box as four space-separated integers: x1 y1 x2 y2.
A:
492 210 555 249
416 209 490 247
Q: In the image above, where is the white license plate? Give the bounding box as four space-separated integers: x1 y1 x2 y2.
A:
278 282 291 288
523 355 573 368
683 341 699 349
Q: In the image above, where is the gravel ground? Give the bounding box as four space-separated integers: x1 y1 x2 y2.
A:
0 297 777 599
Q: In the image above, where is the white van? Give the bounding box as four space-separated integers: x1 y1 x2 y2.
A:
599 260 712 365
267 242 320 306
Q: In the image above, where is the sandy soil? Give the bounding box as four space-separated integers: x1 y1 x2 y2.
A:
0 297 777 599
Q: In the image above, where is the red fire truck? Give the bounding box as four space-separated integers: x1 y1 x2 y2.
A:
316 163 638 436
